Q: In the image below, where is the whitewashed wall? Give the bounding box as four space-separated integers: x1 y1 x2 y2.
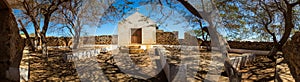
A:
118 12 156 45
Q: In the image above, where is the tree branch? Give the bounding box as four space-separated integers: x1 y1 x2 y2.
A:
18 19 36 51
273 0 286 13
291 0 300 7
177 0 203 19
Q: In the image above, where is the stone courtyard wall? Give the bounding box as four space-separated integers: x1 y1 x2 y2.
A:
25 35 274 50
156 32 180 45
46 37 72 46
180 32 202 46
201 41 274 50
95 35 113 44
25 35 116 46
228 41 274 50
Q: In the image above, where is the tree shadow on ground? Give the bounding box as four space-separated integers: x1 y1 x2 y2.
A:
239 56 278 82
97 52 170 82
28 49 80 81
27 48 289 82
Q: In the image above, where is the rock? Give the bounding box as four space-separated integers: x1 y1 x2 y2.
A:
129 49 144 54
282 31 300 82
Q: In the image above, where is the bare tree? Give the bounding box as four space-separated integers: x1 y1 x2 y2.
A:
18 0 70 54
18 19 36 51
177 0 241 81
265 0 300 59
218 0 300 81
58 0 112 49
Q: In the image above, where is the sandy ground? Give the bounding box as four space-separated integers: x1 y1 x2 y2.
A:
19 47 295 82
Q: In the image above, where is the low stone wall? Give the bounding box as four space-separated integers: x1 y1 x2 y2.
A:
25 35 274 50
46 37 72 46
179 32 202 45
24 37 71 47
228 41 274 50
201 41 274 50
156 32 179 45
25 35 116 46
95 35 113 44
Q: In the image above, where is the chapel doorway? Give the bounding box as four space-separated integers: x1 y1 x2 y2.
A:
131 28 142 44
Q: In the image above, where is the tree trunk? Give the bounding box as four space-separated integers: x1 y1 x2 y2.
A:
207 20 241 82
0 0 25 81
28 15 41 50
224 60 242 82
40 14 51 55
280 3 299 82
177 0 240 81
40 34 47 55
63 37 70 47
266 2 294 62
18 20 36 51
282 32 300 82
72 34 80 49
267 44 280 61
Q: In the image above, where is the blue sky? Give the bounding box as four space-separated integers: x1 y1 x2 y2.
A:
96 4 198 39
13 0 221 39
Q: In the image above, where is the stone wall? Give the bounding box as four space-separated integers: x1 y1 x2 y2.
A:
95 35 113 44
201 41 274 50
156 31 180 45
26 34 274 50
25 35 116 46
46 37 72 46
180 32 202 45
228 41 274 50
282 32 300 81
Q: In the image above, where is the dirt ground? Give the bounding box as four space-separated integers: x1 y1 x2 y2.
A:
20 47 295 82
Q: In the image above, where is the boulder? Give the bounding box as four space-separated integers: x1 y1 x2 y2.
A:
282 32 300 82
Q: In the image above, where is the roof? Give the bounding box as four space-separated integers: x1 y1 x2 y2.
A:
119 12 156 26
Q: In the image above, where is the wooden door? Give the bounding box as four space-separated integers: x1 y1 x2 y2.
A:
131 28 142 44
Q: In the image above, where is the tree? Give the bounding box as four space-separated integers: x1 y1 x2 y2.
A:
177 0 241 81
18 19 36 51
58 0 112 49
18 0 70 54
0 0 25 81
232 0 300 60
265 0 299 59
217 0 300 81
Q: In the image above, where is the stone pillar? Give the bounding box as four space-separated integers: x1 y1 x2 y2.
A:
172 31 178 39
283 32 300 82
0 0 25 81
184 32 198 46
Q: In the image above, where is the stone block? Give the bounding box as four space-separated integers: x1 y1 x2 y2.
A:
129 49 144 54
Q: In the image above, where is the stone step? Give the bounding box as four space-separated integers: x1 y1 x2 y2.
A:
129 49 144 54
128 46 140 49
